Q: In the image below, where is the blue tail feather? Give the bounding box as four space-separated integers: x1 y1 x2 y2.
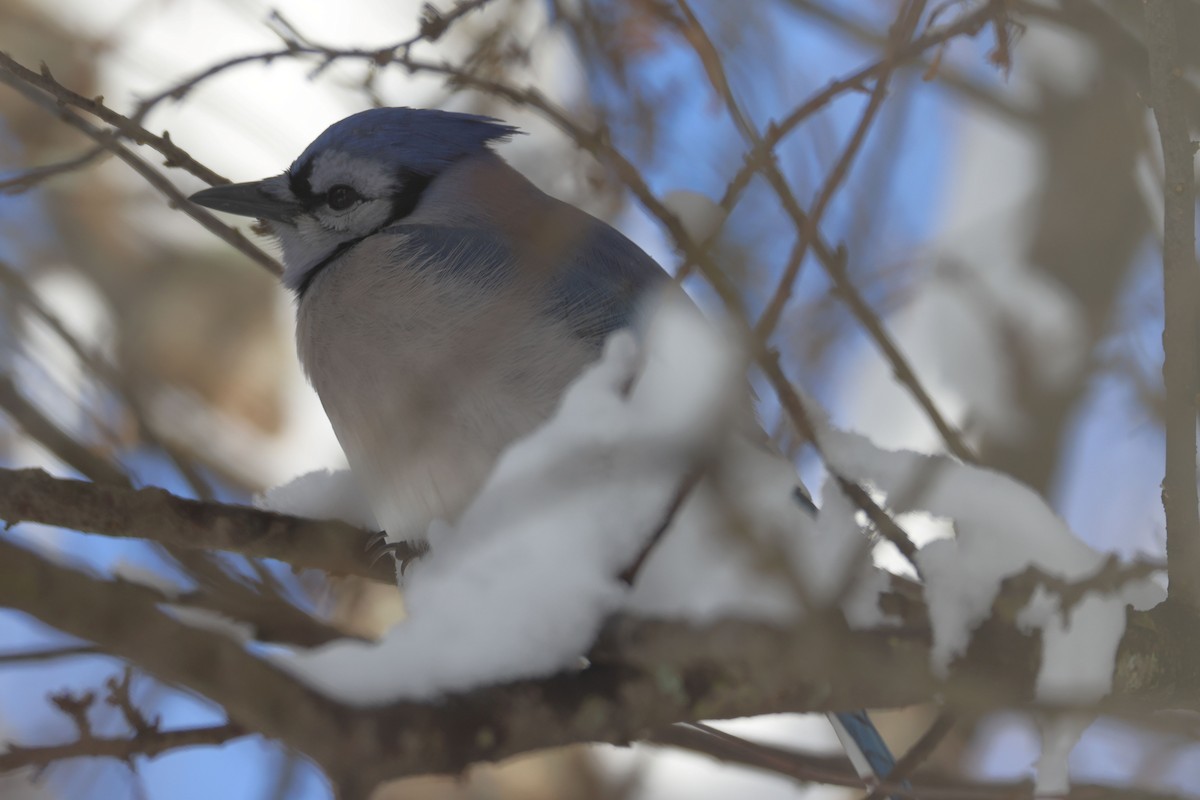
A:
830 710 909 799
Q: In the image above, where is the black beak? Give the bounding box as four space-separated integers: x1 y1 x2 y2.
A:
189 180 301 224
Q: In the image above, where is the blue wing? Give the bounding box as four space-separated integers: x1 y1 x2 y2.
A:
384 220 669 347
382 222 515 291
549 222 670 345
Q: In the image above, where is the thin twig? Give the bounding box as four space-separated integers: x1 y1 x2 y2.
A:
754 0 928 342
691 0 1004 277
0 146 108 194
784 0 1030 124
0 59 281 276
129 0 500 119
0 53 226 186
860 711 955 800
545 0 976 461
618 466 705 586
0 374 131 488
0 259 214 499
0 722 246 773
0 644 100 665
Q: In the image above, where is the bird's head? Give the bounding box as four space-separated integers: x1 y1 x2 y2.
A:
189 107 520 290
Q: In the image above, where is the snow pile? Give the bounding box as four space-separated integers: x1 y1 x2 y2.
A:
269 293 895 703
259 289 1160 800
622 433 889 629
271 290 762 703
820 426 1163 699
255 467 377 531
818 424 1164 792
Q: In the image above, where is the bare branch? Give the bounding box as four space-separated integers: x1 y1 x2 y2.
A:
0 146 107 195
654 716 1188 799
754 0 928 342
0 259 215 499
0 722 246 773
0 467 401 581
0 535 1198 792
0 56 281 276
0 53 226 186
1145 0 1200 611
0 375 131 488
0 644 99 665
860 711 955 800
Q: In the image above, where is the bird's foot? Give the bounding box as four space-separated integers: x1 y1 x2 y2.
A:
365 531 429 576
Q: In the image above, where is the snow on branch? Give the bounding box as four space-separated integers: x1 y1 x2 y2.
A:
820 425 1165 700
818 424 1166 793
273 290 756 702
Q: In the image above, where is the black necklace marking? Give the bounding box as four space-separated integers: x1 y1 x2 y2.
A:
295 237 365 298
390 171 433 219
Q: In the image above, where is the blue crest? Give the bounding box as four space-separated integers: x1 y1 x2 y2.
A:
293 107 521 175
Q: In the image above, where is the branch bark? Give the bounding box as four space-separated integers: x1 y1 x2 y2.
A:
0 467 400 581
1146 0 1200 611
0 535 1198 796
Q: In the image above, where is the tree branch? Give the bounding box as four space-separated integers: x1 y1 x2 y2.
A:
0 722 246 773
0 467 401 581
1145 0 1200 611
0 535 1197 794
0 375 131 488
0 55 281 276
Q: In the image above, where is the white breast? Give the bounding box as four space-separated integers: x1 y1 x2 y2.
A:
295 230 597 542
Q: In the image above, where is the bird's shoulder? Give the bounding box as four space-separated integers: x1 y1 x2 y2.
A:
372 219 669 346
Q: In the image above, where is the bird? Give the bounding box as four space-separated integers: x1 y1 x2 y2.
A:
189 106 906 796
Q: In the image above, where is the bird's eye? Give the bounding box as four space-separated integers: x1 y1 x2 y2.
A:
326 184 360 211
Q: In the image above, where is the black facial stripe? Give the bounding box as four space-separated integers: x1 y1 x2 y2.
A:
288 159 316 203
390 170 433 220
295 237 363 298
294 170 436 300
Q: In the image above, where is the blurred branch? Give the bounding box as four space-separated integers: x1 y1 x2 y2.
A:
0 145 107 195
0 259 214 498
1145 0 1200 611
657 721 1189 799
649 0 979 462
5 664 200 772
0 666 246 774
0 375 131 488
0 644 100 665
0 532 1194 793
785 0 1031 125
0 54 281 276
0 722 248 774
0 467 401 581
753 0 925 342
860 711 955 800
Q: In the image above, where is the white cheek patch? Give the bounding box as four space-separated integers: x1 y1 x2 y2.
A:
306 150 401 236
315 199 394 234
308 151 398 198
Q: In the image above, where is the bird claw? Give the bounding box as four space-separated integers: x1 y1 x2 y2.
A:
365 530 405 567
365 530 429 574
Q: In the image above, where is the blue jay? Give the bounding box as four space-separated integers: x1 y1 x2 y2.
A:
189 106 905 795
